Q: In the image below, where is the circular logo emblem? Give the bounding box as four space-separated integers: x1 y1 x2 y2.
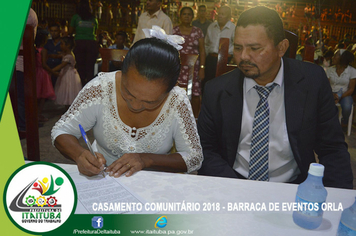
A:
3 162 77 234
155 216 167 228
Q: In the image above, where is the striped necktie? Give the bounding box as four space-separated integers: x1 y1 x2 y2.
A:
248 83 277 181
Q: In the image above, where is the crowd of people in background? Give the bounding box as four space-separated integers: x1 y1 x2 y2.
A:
19 0 356 130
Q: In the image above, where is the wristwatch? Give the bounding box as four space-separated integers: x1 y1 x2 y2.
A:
200 65 205 69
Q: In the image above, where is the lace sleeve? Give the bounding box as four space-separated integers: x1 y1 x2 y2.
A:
51 76 106 145
173 88 203 173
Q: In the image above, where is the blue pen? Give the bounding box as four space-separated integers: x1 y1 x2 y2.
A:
79 124 106 177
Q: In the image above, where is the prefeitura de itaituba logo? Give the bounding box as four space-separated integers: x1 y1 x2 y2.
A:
4 162 76 234
11 175 63 221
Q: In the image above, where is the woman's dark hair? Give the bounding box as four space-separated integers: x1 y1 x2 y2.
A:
122 38 181 93
323 50 334 59
339 50 354 66
61 36 76 50
180 6 194 18
236 6 285 46
35 32 48 48
77 0 94 21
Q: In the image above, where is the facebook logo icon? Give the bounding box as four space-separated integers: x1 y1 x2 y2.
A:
92 216 104 229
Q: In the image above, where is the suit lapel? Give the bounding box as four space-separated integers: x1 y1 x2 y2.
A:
220 70 244 166
284 58 307 133
283 58 308 164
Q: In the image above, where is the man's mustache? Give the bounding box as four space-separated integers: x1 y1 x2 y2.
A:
239 61 258 68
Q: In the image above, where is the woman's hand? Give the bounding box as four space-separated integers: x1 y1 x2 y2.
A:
106 153 147 178
75 150 106 176
333 93 339 104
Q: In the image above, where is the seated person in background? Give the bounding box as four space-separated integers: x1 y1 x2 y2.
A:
322 50 334 71
108 31 129 71
326 49 356 125
109 31 129 50
51 36 203 177
98 31 113 48
198 6 353 189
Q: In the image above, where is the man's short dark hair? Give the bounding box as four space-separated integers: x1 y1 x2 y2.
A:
116 31 128 41
49 22 61 29
236 6 285 46
198 4 207 10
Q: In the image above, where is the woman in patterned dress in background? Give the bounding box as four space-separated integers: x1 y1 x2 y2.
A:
173 6 206 118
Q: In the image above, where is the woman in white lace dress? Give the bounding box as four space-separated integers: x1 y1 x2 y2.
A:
51 37 203 177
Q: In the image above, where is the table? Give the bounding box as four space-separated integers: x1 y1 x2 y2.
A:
56 163 355 236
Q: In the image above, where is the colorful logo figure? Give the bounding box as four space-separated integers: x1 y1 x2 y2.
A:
32 176 64 196
4 162 77 234
9 175 64 211
92 216 104 229
155 216 167 228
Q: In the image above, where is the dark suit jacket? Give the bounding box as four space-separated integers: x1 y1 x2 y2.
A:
198 57 353 189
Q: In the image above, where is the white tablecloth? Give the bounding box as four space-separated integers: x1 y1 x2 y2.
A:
56 163 355 236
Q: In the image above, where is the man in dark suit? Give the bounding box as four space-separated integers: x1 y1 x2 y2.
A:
197 6 353 189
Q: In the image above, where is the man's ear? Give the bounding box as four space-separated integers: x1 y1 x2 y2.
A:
277 39 289 57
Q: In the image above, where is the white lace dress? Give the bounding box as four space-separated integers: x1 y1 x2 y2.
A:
51 71 203 173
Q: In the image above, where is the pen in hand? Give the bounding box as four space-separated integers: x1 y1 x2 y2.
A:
79 124 107 177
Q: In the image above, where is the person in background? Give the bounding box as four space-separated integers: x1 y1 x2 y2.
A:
108 31 129 71
198 6 353 189
109 31 129 50
51 37 203 178
322 50 334 71
43 22 62 86
98 31 113 48
37 19 49 36
192 4 212 37
133 0 172 45
34 32 56 122
173 6 205 118
69 0 98 86
351 44 356 68
52 36 82 110
60 19 68 37
203 5 235 92
210 7 217 21
326 49 356 126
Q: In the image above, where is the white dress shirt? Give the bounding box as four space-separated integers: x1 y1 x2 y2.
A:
132 9 173 45
204 21 235 55
233 60 300 182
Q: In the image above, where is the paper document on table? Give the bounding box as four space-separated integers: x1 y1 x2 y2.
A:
68 171 148 214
